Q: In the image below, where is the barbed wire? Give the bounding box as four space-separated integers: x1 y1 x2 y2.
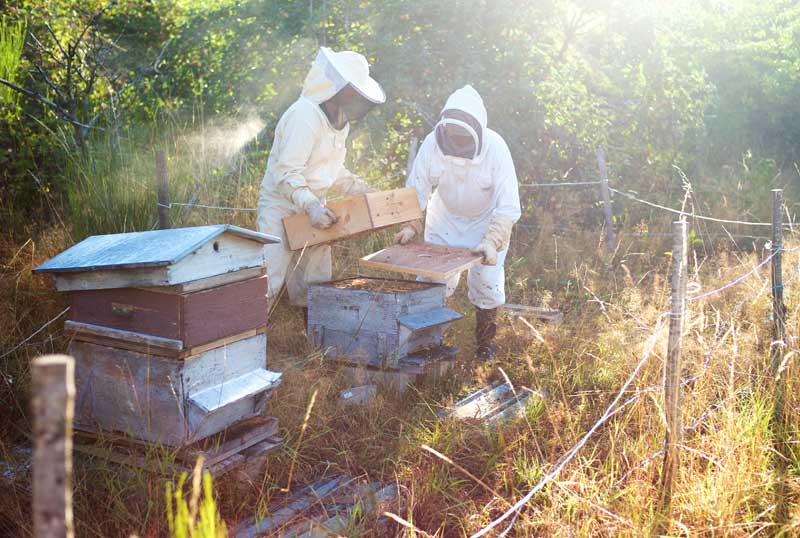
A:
520 180 603 187
687 247 787 302
0 306 70 361
610 187 791 228
158 202 256 212
470 312 670 538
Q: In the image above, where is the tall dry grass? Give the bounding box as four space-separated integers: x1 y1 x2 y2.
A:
1 118 799 536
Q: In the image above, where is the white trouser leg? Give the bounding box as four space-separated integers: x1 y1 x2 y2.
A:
466 248 508 309
258 205 333 307
285 243 332 306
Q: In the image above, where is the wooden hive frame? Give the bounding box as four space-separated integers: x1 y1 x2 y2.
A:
282 187 422 250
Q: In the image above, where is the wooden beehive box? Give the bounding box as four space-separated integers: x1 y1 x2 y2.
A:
34 225 283 447
64 269 268 352
307 277 462 369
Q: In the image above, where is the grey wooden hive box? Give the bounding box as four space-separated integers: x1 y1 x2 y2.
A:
307 277 463 369
69 333 281 446
34 224 280 291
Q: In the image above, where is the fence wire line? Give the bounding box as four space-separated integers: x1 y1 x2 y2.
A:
469 312 670 538
610 188 791 228
0 306 70 361
158 202 257 212
520 180 603 187
611 254 799 490
688 247 785 303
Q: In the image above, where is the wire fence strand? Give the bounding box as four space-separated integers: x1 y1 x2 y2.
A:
469 312 670 538
158 202 256 212
610 188 792 228
0 306 70 360
520 180 603 188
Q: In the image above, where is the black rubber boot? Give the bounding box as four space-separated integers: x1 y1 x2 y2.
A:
475 307 498 361
301 306 309 329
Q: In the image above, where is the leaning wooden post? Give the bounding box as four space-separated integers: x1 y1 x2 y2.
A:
32 355 75 538
596 148 615 255
406 136 419 177
770 188 789 523
657 220 688 526
156 149 170 230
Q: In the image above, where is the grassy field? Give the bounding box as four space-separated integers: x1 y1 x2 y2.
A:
0 201 800 536
1 124 799 537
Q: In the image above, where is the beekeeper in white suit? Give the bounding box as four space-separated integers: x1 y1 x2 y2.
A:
395 85 521 360
257 47 385 318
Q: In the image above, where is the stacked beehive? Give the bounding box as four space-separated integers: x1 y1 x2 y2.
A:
34 225 283 475
307 277 463 391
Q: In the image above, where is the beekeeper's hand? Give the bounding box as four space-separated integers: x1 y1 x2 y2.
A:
472 241 498 265
394 225 417 245
393 219 423 245
307 201 338 229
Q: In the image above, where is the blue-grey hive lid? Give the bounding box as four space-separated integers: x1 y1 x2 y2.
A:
34 225 280 292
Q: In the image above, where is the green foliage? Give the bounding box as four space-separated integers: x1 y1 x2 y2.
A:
2 0 800 236
166 467 228 538
0 16 26 107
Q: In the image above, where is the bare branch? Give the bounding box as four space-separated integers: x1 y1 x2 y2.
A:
88 38 172 127
74 0 118 54
32 64 67 101
44 23 68 62
0 77 101 131
27 31 67 68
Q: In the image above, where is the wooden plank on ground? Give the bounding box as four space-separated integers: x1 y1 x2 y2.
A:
365 187 422 228
501 304 563 323
232 475 400 538
360 242 483 280
232 476 353 537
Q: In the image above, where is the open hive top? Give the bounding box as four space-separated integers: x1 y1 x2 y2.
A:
322 277 438 293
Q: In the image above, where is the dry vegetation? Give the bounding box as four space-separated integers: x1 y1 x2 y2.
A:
2 198 800 536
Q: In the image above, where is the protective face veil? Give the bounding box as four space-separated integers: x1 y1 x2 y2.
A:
435 109 482 160
323 84 377 130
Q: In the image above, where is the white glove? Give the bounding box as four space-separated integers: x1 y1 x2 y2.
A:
472 242 498 265
307 201 338 229
393 219 423 245
394 225 417 245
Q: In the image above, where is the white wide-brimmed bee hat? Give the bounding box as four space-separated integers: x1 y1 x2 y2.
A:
302 47 386 104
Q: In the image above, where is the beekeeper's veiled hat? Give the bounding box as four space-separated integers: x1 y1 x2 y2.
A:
302 47 386 105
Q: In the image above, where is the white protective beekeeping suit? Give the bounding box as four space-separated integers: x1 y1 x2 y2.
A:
405 85 521 309
257 47 385 306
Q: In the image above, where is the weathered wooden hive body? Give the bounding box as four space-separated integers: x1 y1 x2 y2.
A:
307 277 463 369
34 225 283 448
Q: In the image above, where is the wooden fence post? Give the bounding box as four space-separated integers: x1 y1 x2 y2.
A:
657 219 688 527
32 355 75 538
771 189 786 377
770 188 789 523
406 136 419 177
596 148 616 255
156 149 170 230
